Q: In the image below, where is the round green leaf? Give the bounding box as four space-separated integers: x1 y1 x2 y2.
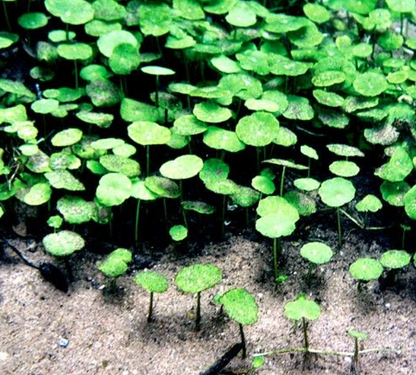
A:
225 2 256 27
283 95 314 121
251 176 275 195
380 250 411 270
327 144 364 158
300 145 318 160
169 225 188 241
131 179 158 201
128 121 171 146
193 101 232 123
375 147 412 182
160 155 203 180
348 330 368 340
318 177 356 207
355 194 382 213
31 99 59 114
381 181 410 207
109 43 140 75
284 190 317 217
274 127 297 147
386 0 415 13
175 264 222 294
45 170 85 191
173 115 207 136
135 271 169 293
349 258 383 282
97 30 138 58
141 66 175 76
203 127 245 153
199 158 229 185
23 183 52 206
144 176 180 199
294 178 320 192
236 112 279 147
43 230 85 257
57 196 95 224
353 72 387 97
303 3 330 24
284 294 321 321
220 288 258 325
329 161 360 178
99 155 140 177
51 128 83 147
45 0 94 25
18 12 48 29
96 173 132 206
57 43 92 60
300 242 333 265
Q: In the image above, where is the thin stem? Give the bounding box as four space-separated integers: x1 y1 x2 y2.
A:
354 337 359 368
280 166 286 196
273 238 278 281
180 181 188 228
357 280 363 293
3 2 11 31
400 13 404 36
163 198 168 223
302 318 309 350
196 291 201 331
65 24 69 41
155 76 159 107
363 211 368 229
135 199 141 246
306 263 315 287
239 324 247 359
221 195 226 238
254 346 399 358
74 60 78 89
182 50 191 84
146 146 150 177
337 208 342 247
402 228 406 249
307 158 311 178
147 292 154 323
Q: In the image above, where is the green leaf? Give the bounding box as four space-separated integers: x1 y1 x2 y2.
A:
231 185 261 207
380 250 411 269
327 144 364 157
283 95 314 121
251 176 275 195
169 225 188 241
131 179 158 201
18 12 49 29
263 159 308 170
86 80 121 107
57 43 92 60
300 145 318 160
225 2 256 27
173 0 204 20
43 230 85 257
284 191 317 217
0 32 19 49
303 3 330 23
199 158 229 185
349 258 383 282
329 161 360 178
348 330 368 340
31 99 59 114
404 185 416 219
173 115 207 136
99 155 140 177
220 288 258 325
57 196 96 224
175 264 222 294
294 178 320 192
45 170 85 191
135 271 169 293
203 127 245 153
138 2 172 37
99 248 132 278
181 201 216 214
120 98 159 122
381 181 410 207
284 294 321 321
97 30 138 58
22 183 52 206
160 155 203 180
193 101 232 123
236 112 279 147
318 177 356 207
51 128 83 147
386 0 415 13
300 242 333 265
127 121 171 146
144 176 180 199
96 173 132 206
109 43 140 75
141 66 175 76
45 0 94 25
375 147 412 182
92 0 126 21
355 194 383 212
353 72 387 97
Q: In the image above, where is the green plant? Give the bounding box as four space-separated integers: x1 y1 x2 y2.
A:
380 249 411 285
135 271 169 322
218 288 258 359
355 194 383 228
175 264 222 330
98 248 132 290
318 177 356 246
300 242 333 286
284 294 321 351
349 258 383 292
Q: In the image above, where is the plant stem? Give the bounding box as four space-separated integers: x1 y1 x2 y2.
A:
363 211 368 229
2 2 11 31
254 346 400 358
280 166 286 196
400 13 404 36
306 263 314 287
273 238 279 281
402 227 406 249
147 292 154 323
357 280 363 293
337 207 342 247
302 318 309 350
180 181 188 228
196 291 201 331
307 158 311 178
353 337 359 368
146 145 150 177
155 76 159 107
65 24 69 41
239 324 247 359
135 199 141 246
182 50 191 84
74 60 78 89
221 195 226 238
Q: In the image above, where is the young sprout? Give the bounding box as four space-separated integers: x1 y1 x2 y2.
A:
284 294 321 351
141 66 175 107
348 329 368 372
218 288 258 359
349 258 383 292
169 225 188 242
400 224 411 249
318 177 356 247
300 242 333 286
43 230 85 279
47 216 63 232
355 194 383 228
255 196 300 281
380 250 411 285
175 264 222 330
98 248 132 290
135 271 169 322
300 145 318 177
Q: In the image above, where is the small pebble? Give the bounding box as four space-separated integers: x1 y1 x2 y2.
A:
385 303 391 309
0 352 9 361
59 338 69 348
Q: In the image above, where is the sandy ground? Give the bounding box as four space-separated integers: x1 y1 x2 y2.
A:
0 219 415 375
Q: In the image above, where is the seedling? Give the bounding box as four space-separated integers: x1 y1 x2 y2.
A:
135 271 169 322
218 288 258 359
355 194 383 228
141 66 175 107
175 264 222 330
318 177 356 246
169 225 188 242
43 230 85 279
300 242 333 286
349 258 383 292
300 145 318 177
284 294 321 351
98 248 132 290
348 329 368 373
380 250 411 285
255 196 300 281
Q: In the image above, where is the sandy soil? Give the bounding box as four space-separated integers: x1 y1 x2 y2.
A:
0 218 415 375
